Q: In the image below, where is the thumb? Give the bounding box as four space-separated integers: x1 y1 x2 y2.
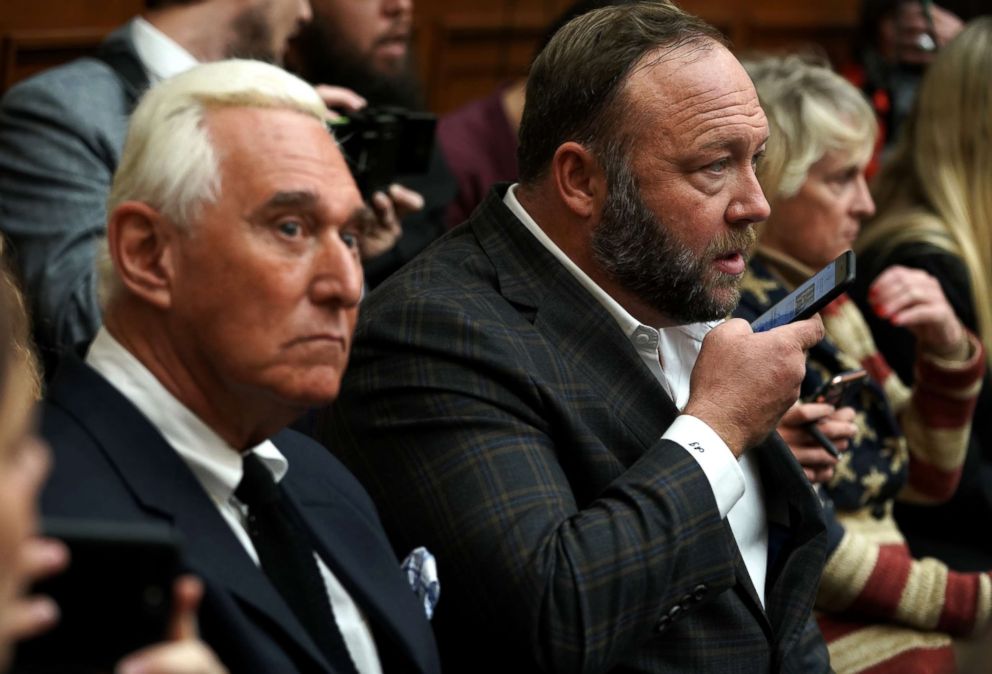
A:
781 314 825 350
167 575 203 641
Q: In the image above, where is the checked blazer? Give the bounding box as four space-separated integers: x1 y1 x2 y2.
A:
325 185 831 673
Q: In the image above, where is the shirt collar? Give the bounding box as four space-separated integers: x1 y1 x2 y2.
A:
131 16 199 83
502 184 720 343
85 327 288 506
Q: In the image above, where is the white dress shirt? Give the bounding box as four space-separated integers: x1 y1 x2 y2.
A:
504 185 769 606
130 16 198 84
86 327 384 672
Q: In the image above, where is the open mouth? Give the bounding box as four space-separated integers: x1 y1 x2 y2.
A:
713 251 745 275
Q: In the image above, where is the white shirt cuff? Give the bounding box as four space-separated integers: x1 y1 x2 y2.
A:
662 415 745 519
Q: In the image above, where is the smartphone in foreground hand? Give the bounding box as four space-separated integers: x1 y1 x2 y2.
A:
751 250 856 333
14 519 181 671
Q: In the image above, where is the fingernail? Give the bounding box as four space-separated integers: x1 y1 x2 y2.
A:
33 598 59 625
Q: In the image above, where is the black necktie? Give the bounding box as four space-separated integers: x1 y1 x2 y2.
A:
236 453 359 673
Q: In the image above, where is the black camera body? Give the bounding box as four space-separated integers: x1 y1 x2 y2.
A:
332 106 437 198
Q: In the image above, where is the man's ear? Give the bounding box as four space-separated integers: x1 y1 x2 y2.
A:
106 202 176 310
550 141 607 219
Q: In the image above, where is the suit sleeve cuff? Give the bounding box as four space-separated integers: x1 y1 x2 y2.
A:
662 415 745 519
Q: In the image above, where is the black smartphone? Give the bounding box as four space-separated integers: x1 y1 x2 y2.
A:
805 368 868 407
751 250 856 333
14 519 182 672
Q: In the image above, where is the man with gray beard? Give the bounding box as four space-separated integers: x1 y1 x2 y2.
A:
325 3 832 672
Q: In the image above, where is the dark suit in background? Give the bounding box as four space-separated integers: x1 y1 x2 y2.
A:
42 356 440 674
325 188 830 673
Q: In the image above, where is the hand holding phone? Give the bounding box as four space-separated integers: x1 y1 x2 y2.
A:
751 250 856 333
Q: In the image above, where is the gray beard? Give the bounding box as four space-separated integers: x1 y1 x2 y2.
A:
591 161 754 323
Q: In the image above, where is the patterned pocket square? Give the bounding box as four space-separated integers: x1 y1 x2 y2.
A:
400 546 440 620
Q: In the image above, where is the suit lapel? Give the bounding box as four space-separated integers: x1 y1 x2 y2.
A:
472 187 679 463
751 435 826 654
47 358 330 672
283 484 430 673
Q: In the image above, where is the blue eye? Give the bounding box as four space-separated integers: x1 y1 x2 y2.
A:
277 220 303 238
707 159 730 174
340 231 359 249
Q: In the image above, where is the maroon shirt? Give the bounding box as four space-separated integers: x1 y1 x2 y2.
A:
437 86 519 229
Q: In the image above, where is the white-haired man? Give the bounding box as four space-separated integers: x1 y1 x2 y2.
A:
37 59 441 674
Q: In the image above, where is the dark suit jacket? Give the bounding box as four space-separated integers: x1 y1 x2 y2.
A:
40 356 441 674
0 23 146 360
325 185 831 673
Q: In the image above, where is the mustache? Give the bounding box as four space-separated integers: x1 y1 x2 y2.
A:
373 20 412 47
705 226 757 259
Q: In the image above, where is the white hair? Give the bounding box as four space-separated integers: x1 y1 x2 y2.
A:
743 53 877 201
108 58 327 226
101 59 328 303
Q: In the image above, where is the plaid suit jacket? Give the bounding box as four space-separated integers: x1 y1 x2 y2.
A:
326 185 831 673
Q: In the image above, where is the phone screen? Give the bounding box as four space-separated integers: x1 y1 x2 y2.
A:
751 250 855 333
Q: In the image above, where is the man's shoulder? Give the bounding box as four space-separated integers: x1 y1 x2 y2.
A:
1 56 133 139
365 211 502 311
274 429 379 514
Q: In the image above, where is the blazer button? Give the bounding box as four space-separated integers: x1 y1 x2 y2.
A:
655 615 671 633
680 592 693 605
692 584 708 601
667 605 683 621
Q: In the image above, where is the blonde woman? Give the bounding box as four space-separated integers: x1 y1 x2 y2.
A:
736 53 987 673
854 17 992 573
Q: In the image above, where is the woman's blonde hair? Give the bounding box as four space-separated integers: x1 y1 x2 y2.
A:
0 237 41 407
858 17 992 363
743 53 877 204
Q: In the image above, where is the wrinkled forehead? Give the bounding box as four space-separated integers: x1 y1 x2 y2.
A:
623 41 767 143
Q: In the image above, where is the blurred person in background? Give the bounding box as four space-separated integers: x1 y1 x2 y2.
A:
737 53 988 674
853 17 992 573
844 0 985 174
287 0 456 288
437 0 639 229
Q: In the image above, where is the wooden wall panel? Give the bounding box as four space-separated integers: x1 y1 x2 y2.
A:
416 0 862 113
0 0 862 109
0 0 139 92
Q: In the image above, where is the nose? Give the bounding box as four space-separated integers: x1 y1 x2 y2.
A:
298 0 313 25
384 0 413 18
727 166 771 226
310 232 364 309
851 173 876 220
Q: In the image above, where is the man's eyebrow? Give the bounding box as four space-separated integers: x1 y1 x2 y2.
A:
699 135 770 152
248 190 320 220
